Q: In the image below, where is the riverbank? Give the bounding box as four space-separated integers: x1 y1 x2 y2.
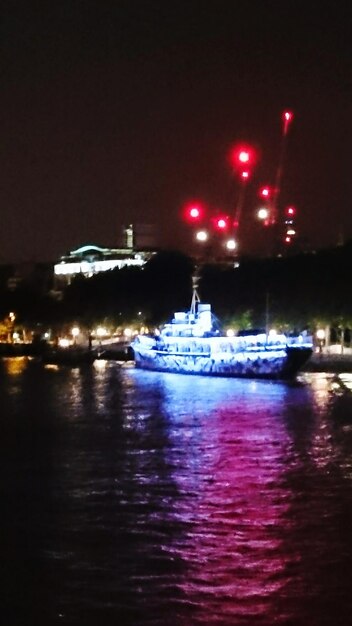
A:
2 343 352 373
303 353 352 373
0 341 133 361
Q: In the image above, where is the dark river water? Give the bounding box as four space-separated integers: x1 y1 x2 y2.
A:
1 357 352 625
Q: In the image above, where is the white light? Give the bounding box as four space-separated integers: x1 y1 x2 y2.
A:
226 239 237 251
287 229 296 236
54 258 145 276
94 359 107 370
71 326 80 337
58 338 70 348
96 326 107 337
226 329 235 337
268 329 277 338
316 329 326 340
239 151 249 163
258 208 269 220
124 328 132 338
196 230 208 242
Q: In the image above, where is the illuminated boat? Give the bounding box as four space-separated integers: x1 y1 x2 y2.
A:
132 282 313 380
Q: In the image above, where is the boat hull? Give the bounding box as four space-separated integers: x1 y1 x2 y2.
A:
132 344 312 380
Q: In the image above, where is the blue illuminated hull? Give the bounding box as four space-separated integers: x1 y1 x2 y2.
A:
132 341 312 380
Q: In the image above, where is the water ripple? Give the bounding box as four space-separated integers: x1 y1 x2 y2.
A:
1 361 352 624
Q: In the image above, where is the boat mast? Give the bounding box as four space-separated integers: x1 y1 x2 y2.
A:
265 292 270 337
190 273 201 316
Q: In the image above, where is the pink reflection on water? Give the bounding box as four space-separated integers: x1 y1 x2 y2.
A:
128 370 352 624
161 377 300 622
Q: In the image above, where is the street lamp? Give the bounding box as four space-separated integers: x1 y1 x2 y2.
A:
71 326 80 345
316 328 326 353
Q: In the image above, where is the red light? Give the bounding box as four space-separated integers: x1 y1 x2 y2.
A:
258 185 272 199
183 201 205 223
212 215 229 231
229 143 257 174
284 236 291 244
216 218 227 230
285 205 296 217
283 110 294 134
241 170 250 180
239 150 250 163
190 207 200 219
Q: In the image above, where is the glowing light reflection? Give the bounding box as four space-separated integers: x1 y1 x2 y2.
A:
2 356 28 376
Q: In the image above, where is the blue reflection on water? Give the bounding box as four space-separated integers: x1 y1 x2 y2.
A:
1 360 352 624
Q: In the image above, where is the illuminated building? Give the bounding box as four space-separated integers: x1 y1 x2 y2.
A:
54 224 156 285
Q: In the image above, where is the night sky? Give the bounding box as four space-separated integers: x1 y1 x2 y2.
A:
2 0 351 262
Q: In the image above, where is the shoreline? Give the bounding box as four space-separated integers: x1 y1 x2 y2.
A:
302 353 352 373
2 344 352 373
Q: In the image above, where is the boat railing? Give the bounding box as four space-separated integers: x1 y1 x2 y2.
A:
286 334 313 348
134 331 313 355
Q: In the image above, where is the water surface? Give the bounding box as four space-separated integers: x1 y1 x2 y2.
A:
1 357 352 625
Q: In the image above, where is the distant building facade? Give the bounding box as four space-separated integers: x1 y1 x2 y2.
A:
54 244 154 282
54 225 156 286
